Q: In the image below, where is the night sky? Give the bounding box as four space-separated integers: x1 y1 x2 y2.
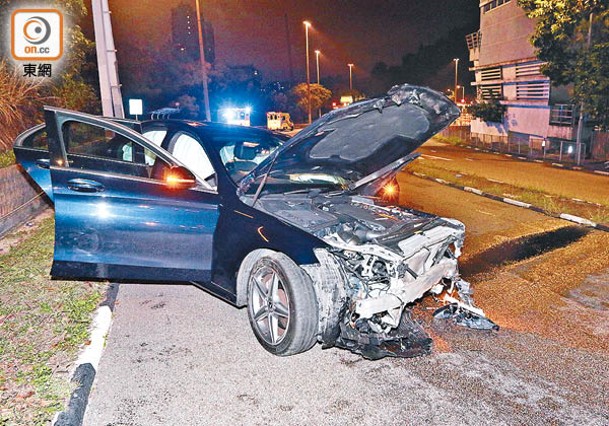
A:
105 0 479 83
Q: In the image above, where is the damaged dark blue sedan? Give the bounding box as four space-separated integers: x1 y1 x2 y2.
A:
14 84 497 360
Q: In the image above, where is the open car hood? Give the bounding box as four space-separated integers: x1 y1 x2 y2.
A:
240 84 460 195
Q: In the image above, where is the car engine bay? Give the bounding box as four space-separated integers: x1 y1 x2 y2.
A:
256 193 498 359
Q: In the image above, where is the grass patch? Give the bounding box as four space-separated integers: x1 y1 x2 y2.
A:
433 134 466 146
0 218 104 425
0 150 15 169
408 162 609 224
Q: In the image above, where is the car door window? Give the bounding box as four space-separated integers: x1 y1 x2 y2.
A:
141 129 167 165
170 132 216 190
62 121 169 180
143 130 167 146
21 127 48 150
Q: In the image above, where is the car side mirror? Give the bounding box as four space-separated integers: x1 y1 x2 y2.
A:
164 165 197 190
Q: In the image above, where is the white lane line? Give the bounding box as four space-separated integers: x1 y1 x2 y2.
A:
466 158 474 161
421 154 453 161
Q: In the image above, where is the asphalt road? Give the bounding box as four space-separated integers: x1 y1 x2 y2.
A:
83 175 609 426
416 140 609 206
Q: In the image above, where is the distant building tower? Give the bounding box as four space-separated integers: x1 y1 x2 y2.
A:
466 0 587 153
171 2 215 63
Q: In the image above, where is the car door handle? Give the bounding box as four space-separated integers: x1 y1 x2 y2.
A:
67 178 105 193
36 158 50 169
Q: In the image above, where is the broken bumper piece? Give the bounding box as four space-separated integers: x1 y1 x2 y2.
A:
335 310 432 360
433 278 499 331
433 303 499 330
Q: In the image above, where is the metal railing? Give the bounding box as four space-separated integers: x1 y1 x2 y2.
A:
549 104 575 126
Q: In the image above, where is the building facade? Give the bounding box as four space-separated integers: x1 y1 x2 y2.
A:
466 0 584 149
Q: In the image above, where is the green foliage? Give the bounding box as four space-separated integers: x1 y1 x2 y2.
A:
0 0 99 152
518 0 609 128
470 99 506 123
292 83 332 114
0 150 16 168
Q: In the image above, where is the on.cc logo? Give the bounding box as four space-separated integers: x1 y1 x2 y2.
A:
11 9 63 61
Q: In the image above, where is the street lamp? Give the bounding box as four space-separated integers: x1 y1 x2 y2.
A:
457 85 465 102
315 50 321 117
315 50 321 84
453 58 459 103
348 63 354 91
303 21 312 123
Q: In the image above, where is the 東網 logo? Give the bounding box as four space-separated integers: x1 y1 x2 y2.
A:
11 9 63 61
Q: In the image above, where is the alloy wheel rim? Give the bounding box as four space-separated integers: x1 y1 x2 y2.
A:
250 266 291 345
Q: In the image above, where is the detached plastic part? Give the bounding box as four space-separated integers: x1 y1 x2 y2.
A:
334 310 432 360
433 303 499 331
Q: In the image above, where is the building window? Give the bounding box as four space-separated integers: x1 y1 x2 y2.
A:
482 0 510 13
515 62 543 78
549 104 575 126
479 84 502 100
516 81 550 100
480 67 502 81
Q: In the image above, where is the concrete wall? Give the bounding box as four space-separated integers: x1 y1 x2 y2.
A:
0 165 50 236
479 0 537 66
505 104 550 137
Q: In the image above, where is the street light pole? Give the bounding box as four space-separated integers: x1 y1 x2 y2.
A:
453 58 459 103
304 21 312 124
348 63 354 91
315 50 320 84
195 0 211 121
315 50 321 117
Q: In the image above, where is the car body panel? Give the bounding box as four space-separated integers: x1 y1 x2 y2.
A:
13 124 54 201
39 107 221 282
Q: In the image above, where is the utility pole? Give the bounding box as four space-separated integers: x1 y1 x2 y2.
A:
195 0 211 121
453 58 459 103
348 63 354 90
315 50 321 117
304 21 312 124
284 14 294 83
91 0 124 118
575 12 593 166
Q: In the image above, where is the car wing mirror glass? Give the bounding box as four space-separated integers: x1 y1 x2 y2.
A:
164 165 197 190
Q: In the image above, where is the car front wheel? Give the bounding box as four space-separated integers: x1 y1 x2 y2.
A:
246 252 318 356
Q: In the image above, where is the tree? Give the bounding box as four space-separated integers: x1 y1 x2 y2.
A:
469 98 506 123
518 0 609 128
292 83 332 116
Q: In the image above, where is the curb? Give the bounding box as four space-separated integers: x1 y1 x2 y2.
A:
411 172 609 233
455 144 609 177
52 284 118 426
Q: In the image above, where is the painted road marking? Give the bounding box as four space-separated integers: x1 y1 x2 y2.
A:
421 154 453 161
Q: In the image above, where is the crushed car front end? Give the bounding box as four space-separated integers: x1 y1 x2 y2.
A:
256 193 497 359
240 83 498 359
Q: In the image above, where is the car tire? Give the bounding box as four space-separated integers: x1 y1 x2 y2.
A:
246 252 318 356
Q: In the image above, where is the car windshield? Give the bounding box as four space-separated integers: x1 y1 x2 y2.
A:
207 130 285 183
209 129 346 194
